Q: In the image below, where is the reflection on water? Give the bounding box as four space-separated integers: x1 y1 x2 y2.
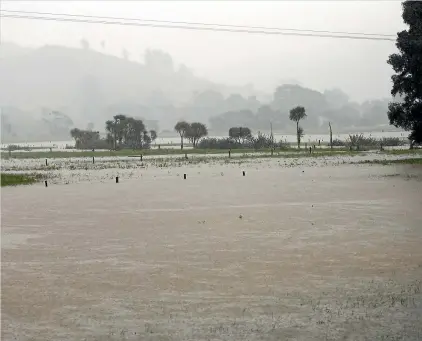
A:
2 163 422 340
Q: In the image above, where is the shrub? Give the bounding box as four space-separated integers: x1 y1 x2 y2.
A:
380 137 406 147
331 139 346 146
197 133 288 150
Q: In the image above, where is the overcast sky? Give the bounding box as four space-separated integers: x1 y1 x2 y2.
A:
1 1 404 102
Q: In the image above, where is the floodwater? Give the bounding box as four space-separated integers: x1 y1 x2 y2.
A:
2 161 422 340
1 151 421 185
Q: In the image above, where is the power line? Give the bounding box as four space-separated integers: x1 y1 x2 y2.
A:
0 9 396 38
0 13 396 41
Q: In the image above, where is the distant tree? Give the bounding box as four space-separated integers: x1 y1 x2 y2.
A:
125 117 145 149
113 114 127 147
105 120 117 149
105 115 127 149
387 1 422 145
289 106 307 148
186 122 208 148
70 128 100 149
229 127 252 144
174 121 190 150
297 126 304 147
70 128 81 144
150 130 157 143
142 130 151 147
106 115 153 149
100 40 105 49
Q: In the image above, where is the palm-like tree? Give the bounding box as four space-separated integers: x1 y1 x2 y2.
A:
289 106 307 149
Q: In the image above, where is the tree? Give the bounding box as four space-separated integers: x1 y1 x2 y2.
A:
387 1 422 145
105 120 117 149
70 128 100 149
150 130 157 143
174 121 190 150
125 117 145 149
186 122 208 148
113 114 127 148
229 127 252 144
289 106 307 148
297 127 304 148
105 115 127 149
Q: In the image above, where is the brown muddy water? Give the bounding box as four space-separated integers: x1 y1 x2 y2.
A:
2 161 422 340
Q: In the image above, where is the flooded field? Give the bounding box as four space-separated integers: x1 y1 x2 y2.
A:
1 151 421 185
2 159 422 340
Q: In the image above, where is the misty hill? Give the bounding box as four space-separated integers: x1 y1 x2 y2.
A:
208 84 393 134
0 42 263 142
0 43 219 122
0 42 395 143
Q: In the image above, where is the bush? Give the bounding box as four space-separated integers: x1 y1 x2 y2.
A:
331 139 346 146
197 138 243 149
380 137 406 147
197 133 288 150
346 134 378 150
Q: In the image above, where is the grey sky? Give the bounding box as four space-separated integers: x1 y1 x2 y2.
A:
1 1 404 101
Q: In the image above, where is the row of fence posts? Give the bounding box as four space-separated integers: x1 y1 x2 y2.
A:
44 170 247 187
42 145 334 169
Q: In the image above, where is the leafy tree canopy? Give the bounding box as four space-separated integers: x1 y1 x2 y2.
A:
387 1 422 143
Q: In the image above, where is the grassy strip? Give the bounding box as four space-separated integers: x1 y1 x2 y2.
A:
1 147 357 159
358 158 422 165
381 149 422 155
1 173 43 186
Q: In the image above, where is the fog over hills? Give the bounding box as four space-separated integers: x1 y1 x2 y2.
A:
0 42 396 143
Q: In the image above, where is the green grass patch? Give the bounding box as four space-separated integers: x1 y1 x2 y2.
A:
1 173 43 187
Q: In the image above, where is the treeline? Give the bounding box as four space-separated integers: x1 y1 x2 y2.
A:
174 104 407 151
71 115 157 150
208 85 393 133
174 105 306 150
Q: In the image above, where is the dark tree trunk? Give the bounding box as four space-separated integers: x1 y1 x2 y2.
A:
296 121 300 149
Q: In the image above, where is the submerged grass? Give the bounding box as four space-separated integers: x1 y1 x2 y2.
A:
382 149 422 155
2 147 353 160
358 157 422 165
1 173 43 187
